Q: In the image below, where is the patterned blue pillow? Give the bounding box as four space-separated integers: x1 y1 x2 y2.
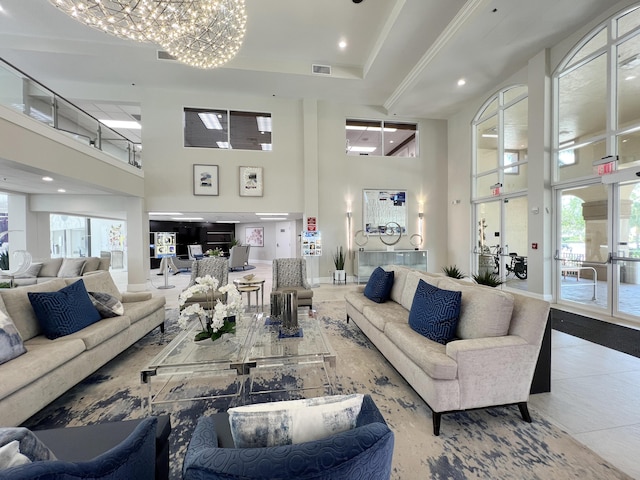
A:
364 267 394 303
28 280 102 339
409 279 461 344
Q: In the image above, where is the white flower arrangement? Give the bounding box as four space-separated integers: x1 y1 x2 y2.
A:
178 275 244 341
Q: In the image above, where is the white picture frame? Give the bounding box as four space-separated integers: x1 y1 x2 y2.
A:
239 166 263 197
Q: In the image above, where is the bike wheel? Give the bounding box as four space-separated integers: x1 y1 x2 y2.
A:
515 270 527 280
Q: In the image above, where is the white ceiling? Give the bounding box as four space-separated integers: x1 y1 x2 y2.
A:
0 0 620 221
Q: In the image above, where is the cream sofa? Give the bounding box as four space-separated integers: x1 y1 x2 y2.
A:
345 265 550 435
9 256 111 287
0 271 166 427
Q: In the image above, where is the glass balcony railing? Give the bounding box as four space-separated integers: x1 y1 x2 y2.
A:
0 57 141 168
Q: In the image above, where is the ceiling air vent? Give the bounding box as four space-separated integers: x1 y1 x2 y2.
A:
312 64 332 75
157 50 177 61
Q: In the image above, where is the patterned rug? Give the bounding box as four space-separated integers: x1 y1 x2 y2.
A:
23 301 631 480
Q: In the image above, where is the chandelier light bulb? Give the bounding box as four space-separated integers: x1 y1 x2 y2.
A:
48 0 247 68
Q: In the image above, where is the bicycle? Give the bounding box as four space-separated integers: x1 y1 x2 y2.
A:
491 245 528 280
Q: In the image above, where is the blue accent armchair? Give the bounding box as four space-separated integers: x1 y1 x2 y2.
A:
0 417 157 480
182 395 394 480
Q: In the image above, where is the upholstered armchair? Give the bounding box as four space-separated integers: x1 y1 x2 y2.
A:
179 257 229 310
272 257 313 307
228 245 251 271
0 417 160 480
182 395 394 480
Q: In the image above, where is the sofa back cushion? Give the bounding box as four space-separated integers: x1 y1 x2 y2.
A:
384 265 410 304
75 271 122 302
400 271 444 310
0 279 68 340
28 280 102 339
438 279 514 339
57 258 86 278
37 258 63 278
408 280 461 344
81 257 101 274
364 267 394 303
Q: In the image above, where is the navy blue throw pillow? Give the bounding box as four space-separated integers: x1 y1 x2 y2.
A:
364 267 394 303
28 279 102 339
409 279 461 344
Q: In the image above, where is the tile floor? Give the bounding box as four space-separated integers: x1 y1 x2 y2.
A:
113 263 640 479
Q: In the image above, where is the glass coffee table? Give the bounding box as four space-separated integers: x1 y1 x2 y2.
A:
141 308 336 411
140 313 255 412
243 308 337 402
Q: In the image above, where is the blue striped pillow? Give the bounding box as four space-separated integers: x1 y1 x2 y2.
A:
409 279 461 344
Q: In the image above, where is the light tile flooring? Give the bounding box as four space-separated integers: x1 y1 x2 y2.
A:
113 263 640 479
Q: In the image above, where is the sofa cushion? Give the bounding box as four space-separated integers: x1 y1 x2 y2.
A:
438 279 514 339
0 311 26 365
88 292 124 318
0 338 86 399
37 258 63 278
81 257 101 274
409 280 461 344
0 279 69 341
364 267 394 303
121 297 166 324
74 271 122 302
14 263 42 280
386 265 411 304
228 394 364 448
57 258 86 278
28 280 102 339
362 302 408 332
385 322 458 380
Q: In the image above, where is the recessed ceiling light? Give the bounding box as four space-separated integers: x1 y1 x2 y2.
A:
457 78 466 86
57 188 66 193
42 176 53 182
339 40 347 49
173 217 203 221
217 220 240 223
150 212 182 215
198 113 223 130
260 217 287 221
99 120 141 130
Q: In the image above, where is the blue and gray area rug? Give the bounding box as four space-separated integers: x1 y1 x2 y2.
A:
23 302 631 479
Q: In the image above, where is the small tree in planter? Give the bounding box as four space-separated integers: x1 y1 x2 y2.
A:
333 246 346 284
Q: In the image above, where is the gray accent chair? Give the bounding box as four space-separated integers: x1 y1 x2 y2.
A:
179 257 229 310
272 258 313 307
229 245 251 271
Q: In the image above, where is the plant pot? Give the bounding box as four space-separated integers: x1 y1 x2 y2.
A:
334 270 346 284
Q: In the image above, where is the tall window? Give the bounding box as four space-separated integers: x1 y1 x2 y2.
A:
345 119 418 157
472 86 529 290
184 108 272 151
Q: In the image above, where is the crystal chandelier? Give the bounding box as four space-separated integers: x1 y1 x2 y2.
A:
48 0 247 69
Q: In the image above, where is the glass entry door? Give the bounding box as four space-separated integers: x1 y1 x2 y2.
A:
613 179 640 318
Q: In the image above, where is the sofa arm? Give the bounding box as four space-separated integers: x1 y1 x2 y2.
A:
446 336 541 407
122 292 153 302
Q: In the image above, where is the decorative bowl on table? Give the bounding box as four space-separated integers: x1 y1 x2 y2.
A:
243 274 255 281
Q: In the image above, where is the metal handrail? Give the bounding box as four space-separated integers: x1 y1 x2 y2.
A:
553 251 611 265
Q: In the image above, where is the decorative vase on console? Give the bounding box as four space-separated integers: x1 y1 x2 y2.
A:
178 275 244 342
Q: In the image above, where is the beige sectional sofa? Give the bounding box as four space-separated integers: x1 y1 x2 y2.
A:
10 256 111 287
0 271 166 427
345 265 550 435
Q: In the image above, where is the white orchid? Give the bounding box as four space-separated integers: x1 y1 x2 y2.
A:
177 275 244 341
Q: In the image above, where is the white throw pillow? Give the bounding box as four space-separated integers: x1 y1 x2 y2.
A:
0 441 31 470
228 394 364 448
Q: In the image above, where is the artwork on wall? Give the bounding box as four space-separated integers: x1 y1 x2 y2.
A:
362 189 408 235
245 227 264 247
239 166 263 197
193 164 219 196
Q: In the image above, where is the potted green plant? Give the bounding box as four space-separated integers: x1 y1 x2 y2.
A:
471 270 504 287
442 265 465 279
333 246 346 284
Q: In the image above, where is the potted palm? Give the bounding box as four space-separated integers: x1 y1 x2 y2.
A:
333 246 346 284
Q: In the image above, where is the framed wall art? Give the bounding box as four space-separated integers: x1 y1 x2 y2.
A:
362 189 408 235
245 227 264 247
193 164 219 196
239 166 263 197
